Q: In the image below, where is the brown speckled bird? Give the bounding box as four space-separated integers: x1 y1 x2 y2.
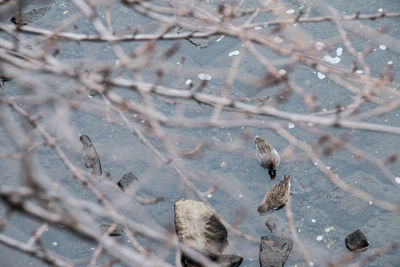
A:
255 135 280 179
257 175 291 215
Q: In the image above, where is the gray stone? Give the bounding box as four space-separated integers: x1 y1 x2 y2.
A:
175 199 242 266
259 235 292 267
345 229 369 252
174 199 228 255
80 135 102 176
117 172 138 191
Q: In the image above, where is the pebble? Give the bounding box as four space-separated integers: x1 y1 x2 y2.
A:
273 37 283 44
228 50 240 56
198 73 212 80
336 47 343 56
323 55 341 64
316 235 323 241
315 42 325 50
379 45 386 50
345 229 369 251
317 72 326 80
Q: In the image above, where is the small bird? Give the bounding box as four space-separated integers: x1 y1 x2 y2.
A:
255 135 280 179
257 175 291 215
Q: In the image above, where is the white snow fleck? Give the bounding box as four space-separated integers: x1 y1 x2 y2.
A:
323 55 341 64
369 201 373 205
52 242 58 247
207 194 213 198
238 194 243 198
228 50 240 56
379 45 386 50
288 123 295 129
314 162 318 166
254 26 262 30
198 73 212 80
316 235 323 241
317 72 326 80
395 177 400 184
326 166 331 170
378 8 383 12
311 219 316 223
388 61 393 65
336 47 343 56
286 9 295 14
356 69 364 74
315 42 325 50
185 79 192 85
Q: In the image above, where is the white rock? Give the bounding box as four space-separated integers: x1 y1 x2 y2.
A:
336 47 343 56
315 42 325 50
228 50 240 56
323 55 341 64
317 72 326 80
198 73 212 80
